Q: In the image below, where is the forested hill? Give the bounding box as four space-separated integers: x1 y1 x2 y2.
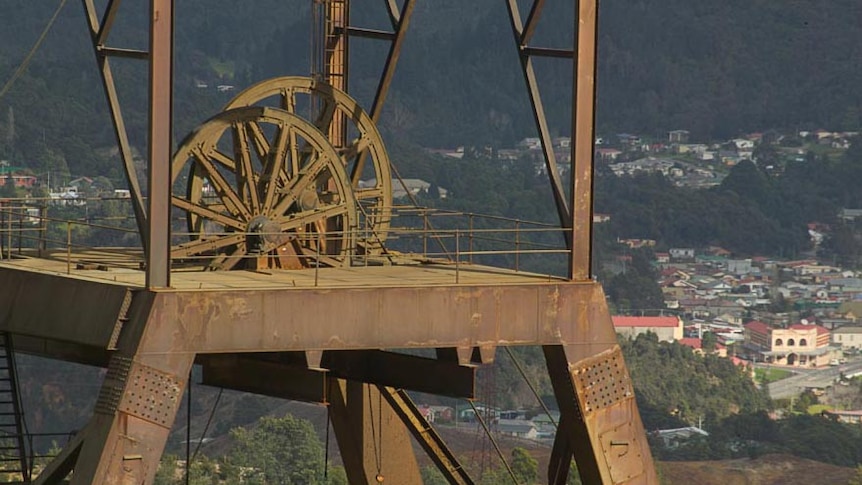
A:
3 0 862 173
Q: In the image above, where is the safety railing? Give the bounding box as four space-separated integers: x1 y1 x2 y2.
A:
0 199 573 281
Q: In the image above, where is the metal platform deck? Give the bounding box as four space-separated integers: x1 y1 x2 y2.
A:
0 249 565 291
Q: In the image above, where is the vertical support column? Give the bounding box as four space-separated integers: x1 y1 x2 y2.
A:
329 380 421 484
325 0 349 148
569 0 599 281
146 0 173 288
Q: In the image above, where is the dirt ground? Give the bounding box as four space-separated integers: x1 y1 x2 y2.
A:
660 454 855 485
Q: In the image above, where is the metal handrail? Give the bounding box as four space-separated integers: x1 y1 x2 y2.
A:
0 198 571 280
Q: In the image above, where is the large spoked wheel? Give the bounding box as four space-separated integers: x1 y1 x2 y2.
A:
225 76 392 253
171 106 357 271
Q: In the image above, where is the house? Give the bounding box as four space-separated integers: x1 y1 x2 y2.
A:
678 337 727 357
613 316 684 342
596 148 622 161
832 327 862 350
744 320 838 367
497 419 538 439
823 410 862 425
654 427 708 448
838 208 862 222
669 248 695 261
838 301 862 322
417 405 454 423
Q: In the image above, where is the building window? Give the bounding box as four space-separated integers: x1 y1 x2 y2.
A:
788 339 795 346
775 338 783 346
800 339 807 346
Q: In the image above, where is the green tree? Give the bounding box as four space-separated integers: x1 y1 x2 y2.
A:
511 447 538 484
420 465 449 485
224 414 325 484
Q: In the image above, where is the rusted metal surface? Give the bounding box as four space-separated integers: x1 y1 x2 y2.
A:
146 0 173 288
543 285 658 484
0 268 132 350
570 0 600 281
380 386 474 485
330 380 422 484
199 350 475 400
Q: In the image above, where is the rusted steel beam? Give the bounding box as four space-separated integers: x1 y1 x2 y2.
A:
351 0 415 185
152 282 614 353
198 350 475 400
32 430 83 484
380 386 474 485
542 283 658 484
199 354 329 402
82 0 148 247
12 335 111 368
48 283 195 484
145 0 173 288
521 0 546 45
570 0 600 281
523 46 574 59
96 46 149 59
505 0 571 244
324 350 475 398
329 380 422 484
344 26 394 41
0 269 133 351
93 0 121 46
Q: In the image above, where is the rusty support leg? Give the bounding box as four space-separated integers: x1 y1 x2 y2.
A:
329 380 421 484
543 287 657 484
69 353 193 484
32 292 194 484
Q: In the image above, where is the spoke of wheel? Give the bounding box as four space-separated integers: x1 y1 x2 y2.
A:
314 97 337 135
193 148 251 221
172 196 245 232
276 204 349 233
271 154 327 216
210 149 237 171
289 124 300 176
262 124 290 213
246 119 271 161
171 233 245 259
233 122 261 212
214 243 248 271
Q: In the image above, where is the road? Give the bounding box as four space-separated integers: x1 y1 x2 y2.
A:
766 359 862 400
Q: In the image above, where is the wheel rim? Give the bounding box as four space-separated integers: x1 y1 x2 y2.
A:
224 76 392 252
171 106 357 270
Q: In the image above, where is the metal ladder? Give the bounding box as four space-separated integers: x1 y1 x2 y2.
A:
0 332 30 483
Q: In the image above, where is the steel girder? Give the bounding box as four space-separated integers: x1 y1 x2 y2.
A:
2 264 656 484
